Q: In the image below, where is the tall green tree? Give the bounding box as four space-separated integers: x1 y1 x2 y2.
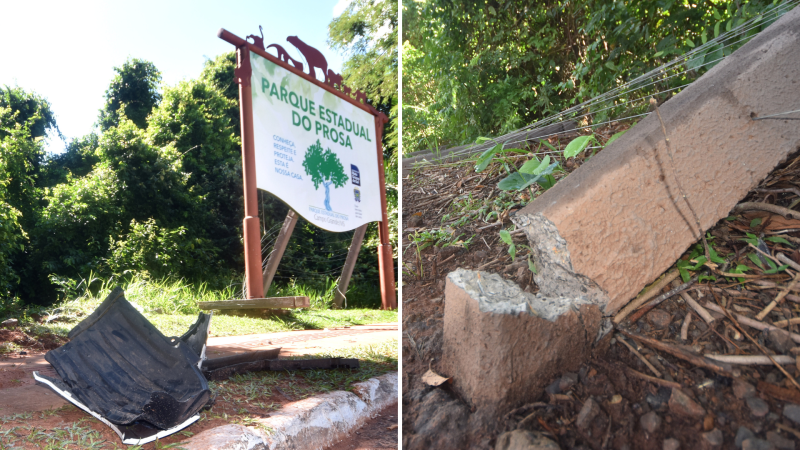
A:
147 76 245 268
98 58 162 130
328 0 399 284
0 87 58 301
328 0 398 176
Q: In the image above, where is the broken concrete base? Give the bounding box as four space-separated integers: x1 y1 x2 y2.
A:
512 6 800 314
181 372 397 450
442 269 603 420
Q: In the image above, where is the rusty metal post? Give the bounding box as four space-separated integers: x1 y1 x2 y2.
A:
374 115 396 310
236 44 265 299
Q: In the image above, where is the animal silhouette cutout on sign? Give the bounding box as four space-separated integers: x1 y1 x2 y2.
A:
286 36 329 83
247 25 266 50
250 28 372 109
266 44 304 72
326 70 344 90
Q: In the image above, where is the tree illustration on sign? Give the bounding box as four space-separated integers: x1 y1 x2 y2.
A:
302 140 349 211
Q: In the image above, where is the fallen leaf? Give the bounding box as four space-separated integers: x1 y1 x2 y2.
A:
422 369 451 387
387 424 398 430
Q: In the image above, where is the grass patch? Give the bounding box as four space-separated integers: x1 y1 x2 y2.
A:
36 309 396 339
207 338 397 420
9 273 395 338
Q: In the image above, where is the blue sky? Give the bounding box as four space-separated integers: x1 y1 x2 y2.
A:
0 0 351 153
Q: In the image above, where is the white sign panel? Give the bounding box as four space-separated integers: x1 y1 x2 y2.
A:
250 52 381 232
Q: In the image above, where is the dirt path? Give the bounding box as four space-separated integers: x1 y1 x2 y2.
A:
325 402 399 450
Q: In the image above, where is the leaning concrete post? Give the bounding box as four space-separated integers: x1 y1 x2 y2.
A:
513 8 800 314
440 9 800 429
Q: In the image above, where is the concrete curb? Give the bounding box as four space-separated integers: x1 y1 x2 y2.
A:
181 372 398 450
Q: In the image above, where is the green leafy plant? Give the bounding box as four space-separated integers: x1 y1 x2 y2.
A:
563 135 598 159
499 229 537 274
473 138 527 173
765 236 795 247
409 229 452 251
403 0 783 157
676 235 725 282
740 232 790 274
498 153 560 192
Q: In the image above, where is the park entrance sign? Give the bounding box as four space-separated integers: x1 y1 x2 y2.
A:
251 54 381 232
217 27 396 310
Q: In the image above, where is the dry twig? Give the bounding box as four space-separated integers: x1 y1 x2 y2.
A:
703 302 800 344
627 276 697 324
755 269 800 320
776 423 800 441
679 291 715 324
707 291 800 392
619 329 734 377
616 334 661 377
774 317 800 328
624 367 683 389
614 270 680 324
705 354 795 365
732 202 800 220
777 252 800 272
680 312 692 341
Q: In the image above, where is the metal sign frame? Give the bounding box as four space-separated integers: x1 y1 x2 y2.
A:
217 28 396 310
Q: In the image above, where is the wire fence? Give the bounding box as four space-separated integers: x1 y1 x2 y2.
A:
412 0 799 166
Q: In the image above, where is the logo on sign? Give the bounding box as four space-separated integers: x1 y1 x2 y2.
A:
354 188 361 202
351 164 361 186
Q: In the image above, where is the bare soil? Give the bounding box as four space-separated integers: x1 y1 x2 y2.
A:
402 133 800 449
0 329 66 390
325 402 399 450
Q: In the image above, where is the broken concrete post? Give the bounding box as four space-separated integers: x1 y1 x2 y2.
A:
512 8 800 314
442 269 602 419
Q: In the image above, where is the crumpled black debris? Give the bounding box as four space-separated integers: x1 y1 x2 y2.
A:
34 287 214 444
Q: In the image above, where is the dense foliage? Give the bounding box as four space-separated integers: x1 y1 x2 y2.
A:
329 0 400 273
1 1 399 308
402 0 788 154
98 59 162 131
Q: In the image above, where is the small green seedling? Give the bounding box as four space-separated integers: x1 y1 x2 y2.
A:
604 130 627 147
740 232 789 274
473 137 527 173
499 230 537 273
563 135 598 159
677 235 725 282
